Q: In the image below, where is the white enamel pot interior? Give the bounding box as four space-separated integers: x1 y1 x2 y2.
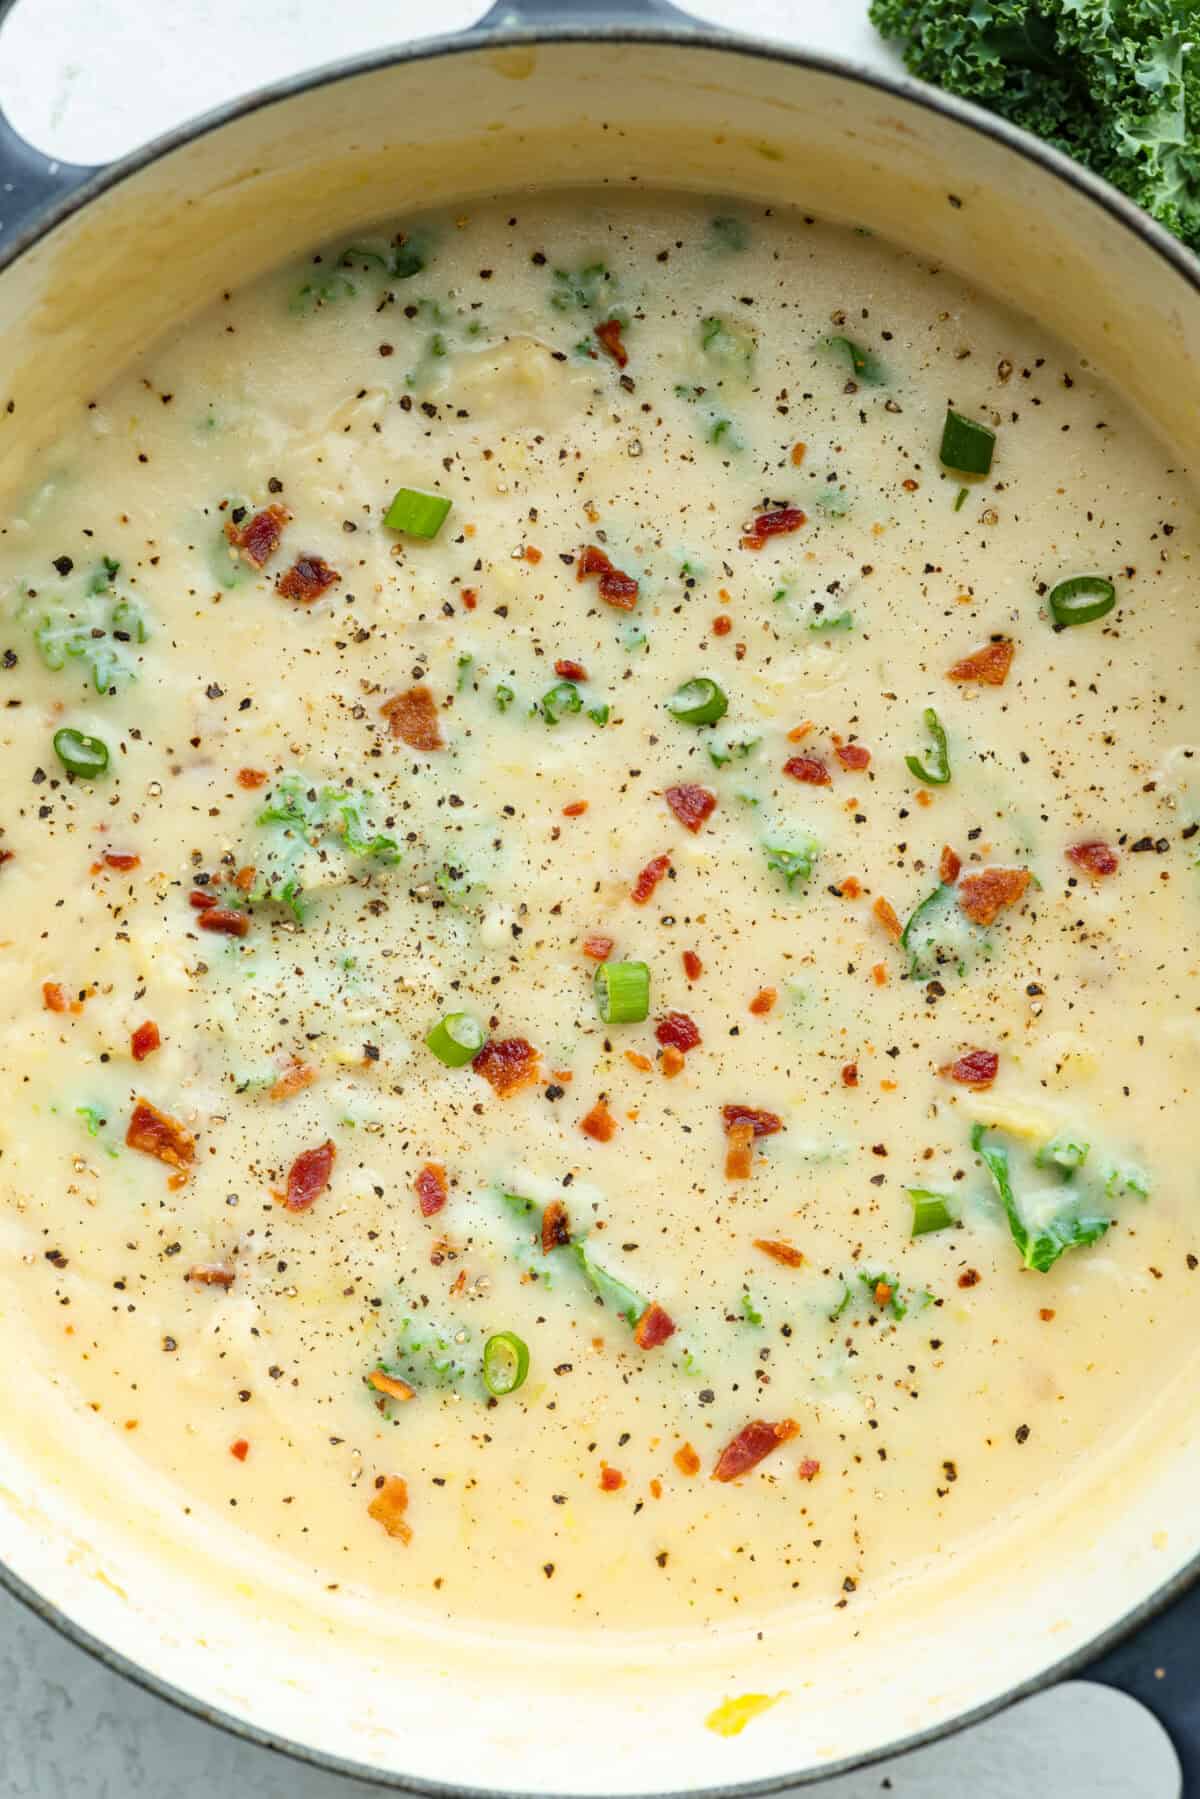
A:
1 23 1199 1798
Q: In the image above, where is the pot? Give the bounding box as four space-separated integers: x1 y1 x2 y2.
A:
1 1 1199 1791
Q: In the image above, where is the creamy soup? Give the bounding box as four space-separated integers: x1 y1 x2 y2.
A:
1 192 1197 1637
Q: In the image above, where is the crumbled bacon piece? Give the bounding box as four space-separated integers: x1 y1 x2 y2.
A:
1067 841 1119 877
939 844 962 885
582 934 615 962
268 1059 317 1102
474 1037 540 1098
462 587 478 610
225 503 288 569
753 1239 804 1268
524 546 542 565
958 867 1031 926
741 506 806 551
660 1045 685 1078
721 1105 784 1138
835 742 871 771
187 1262 235 1287
682 949 703 981
713 614 732 636
656 1012 701 1053
748 988 777 1017
940 1048 999 1088
283 1140 335 1212
42 981 68 1013
230 1439 250 1461
783 754 831 787
634 1303 676 1349
541 1199 571 1254
555 658 588 681
712 1418 799 1482
625 1050 653 1072
797 1458 821 1482
841 1063 859 1088
414 1162 448 1218
131 1020 161 1062
189 889 217 910
580 1100 618 1142
948 640 1014 686
276 554 340 604
872 896 902 941
127 1098 195 1171
368 1475 412 1542
102 849 140 870
236 768 268 791
725 1123 755 1180
197 907 250 938
630 854 671 905
594 318 628 367
599 1465 625 1491
368 1369 415 1403
563 801 588 818
665 783 717 833
674 1442 701 1476
380 685 443 751
577 544 640 610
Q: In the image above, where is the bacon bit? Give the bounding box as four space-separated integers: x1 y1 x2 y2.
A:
649 1477 663 1499
790 442 807 466
839 877 862 899
102 849 140 870
722 1104 783 1138
797 1458 821 1482
381 684 443 751
682 949 703 981
555 658 588 681
712 1418 799 1482
753 1238 805 1268
783 755 830 786
187 1262 235 1287
563 801 588 818
958 867 1031 926
197 907 250 938
225 502 288 569
368 1370 415 1403
233 865 256 892
630 853 671 905
941 1048 1000 1088
594 318 628 367
872 896 902 942
948 640 1014 686
131 1020 161 1062
414 1162 448 1218
786 721 814 743
939 844 962 885
915 789 933 809
541 1200 571 1254
713 615 732 636
473 1037 540 1098
725 1123 755 1180
748 988 777 1017
189 889 217 910
269 1059 317 1102
880 1078 898 1092
741 506 806 551
599 1465 625 1492
1040 1307 1057 1322
674 1442 701 1476
577 543 639 610
656 1012 701 1053
1067 840 1120 877
634 1303 677 1349
523 546 542 565
276 554 341 605
958 1268 981 1289
665 783 717 833
580 1100 618 1142
625 1050 653 1073
874 1281 893 1309
236 768 268 791
462 587 478 611
230 1439 250 1461
283 1140 335 1212
842 1063 859 1088
583 933 615 962
368 1475 412 1543
42 981 68 1013
127 1098 195 1171
661 1044 686 1079
835 743 871 772
872 962 888 986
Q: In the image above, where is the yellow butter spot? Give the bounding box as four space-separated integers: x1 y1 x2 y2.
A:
705 1692 786 1737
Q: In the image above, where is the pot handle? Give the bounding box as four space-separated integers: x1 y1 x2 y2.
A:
472 0 700 32
1080 1580 1200 1792
0 2 100 254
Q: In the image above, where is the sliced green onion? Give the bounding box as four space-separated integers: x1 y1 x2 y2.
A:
53 727 109 779
1048 575 1115 629
594 959 650 1024
953 486 968 512
1035 1133 1089 1174
537 680 583 726
908 1189 958 1236
456 653 474 692
764 840 818 889
482 1331 530 1397
824 336 886 385
384 487 452 539
494 683 515 713
588 703 610 726
666 677 728 726
425 1011 484 1067
905 707 951 786
940 409 995 475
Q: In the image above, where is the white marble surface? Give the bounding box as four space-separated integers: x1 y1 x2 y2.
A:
0 0 1185 1793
